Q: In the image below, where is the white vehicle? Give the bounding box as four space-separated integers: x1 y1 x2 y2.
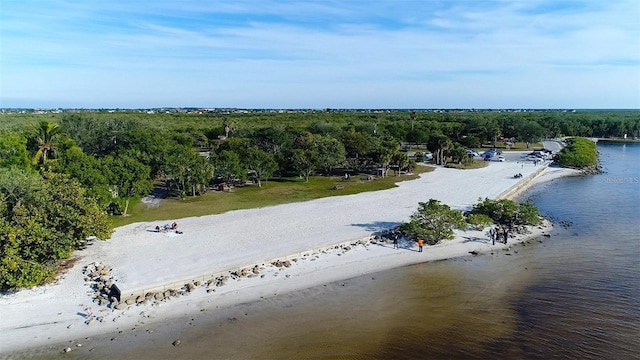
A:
491 155 505 162
467 149 480 157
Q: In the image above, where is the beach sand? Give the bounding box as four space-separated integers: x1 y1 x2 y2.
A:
0 161 580 358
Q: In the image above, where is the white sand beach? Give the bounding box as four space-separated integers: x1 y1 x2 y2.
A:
0 161 581 357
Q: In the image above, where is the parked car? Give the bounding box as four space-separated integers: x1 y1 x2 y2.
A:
423 152 433 161
491 155 505 162
482 151 495 161
467 149 480 158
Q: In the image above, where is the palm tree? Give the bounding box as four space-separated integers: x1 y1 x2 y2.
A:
437 136 452 165
32 120 62 165
224 121 236 138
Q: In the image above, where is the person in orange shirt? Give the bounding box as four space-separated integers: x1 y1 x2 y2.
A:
417 239 424 252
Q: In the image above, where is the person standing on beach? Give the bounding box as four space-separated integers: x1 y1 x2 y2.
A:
393 234 399 249
417 239 424 252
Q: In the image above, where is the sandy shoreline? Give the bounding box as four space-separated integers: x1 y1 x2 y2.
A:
0 160 580 357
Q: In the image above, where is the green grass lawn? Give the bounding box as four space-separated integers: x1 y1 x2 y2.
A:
444 160 489 169
109 166 435 227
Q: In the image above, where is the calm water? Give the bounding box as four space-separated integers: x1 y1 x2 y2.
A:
23 143 640 359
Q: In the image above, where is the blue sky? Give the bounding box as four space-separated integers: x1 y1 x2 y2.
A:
1 0 638 109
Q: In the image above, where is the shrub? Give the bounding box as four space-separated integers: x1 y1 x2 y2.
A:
471 198 541 226
399 199 466 245
466 213 493 230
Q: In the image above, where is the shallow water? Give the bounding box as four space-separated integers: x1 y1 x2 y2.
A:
18 142 640 359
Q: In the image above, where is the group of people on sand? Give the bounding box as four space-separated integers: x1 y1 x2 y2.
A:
392 234 424 253
155 221 183 234
489 226 509 245
513 173 524 178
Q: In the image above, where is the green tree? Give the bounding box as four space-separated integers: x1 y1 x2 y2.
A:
254 125 293 156
165 145 214 197
52 144 112 208
0 169 112 290
466 213 494 230
103 155 153 198
60 113 99 154
367 136 399 178
341 129 374 171
405 128 429 144
217 137 252 157
399 199 466 245
471 198 541 227
102 154 153 214
314 135 346 175
31 120 63 165
211 150 245 185
253 125 297 176
391 151 412 176
517 121 545 148
290 133 319 182
291 148 316 183
0 133 30 169
245 147 277 188
428 133 452 165
449 143 471 164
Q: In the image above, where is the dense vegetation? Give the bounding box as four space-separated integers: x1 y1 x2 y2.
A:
471 198 542 227
554 137 599 169
0 169 112 290
0 109 635 290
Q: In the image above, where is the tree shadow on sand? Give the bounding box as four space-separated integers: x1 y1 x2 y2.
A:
350 221 402 233
462 236 490 244
370 232 420 252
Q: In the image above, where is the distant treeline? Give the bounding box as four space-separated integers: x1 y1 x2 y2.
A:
1 109 639 138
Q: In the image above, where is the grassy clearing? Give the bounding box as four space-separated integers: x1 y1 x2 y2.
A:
444 160 489 169
109 166 436 227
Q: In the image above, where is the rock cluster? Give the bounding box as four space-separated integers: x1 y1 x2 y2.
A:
233 264 264 278
272 260 291 268
371 229 402 244
133 282 203 306
580 164 604 175
83 262 123 311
